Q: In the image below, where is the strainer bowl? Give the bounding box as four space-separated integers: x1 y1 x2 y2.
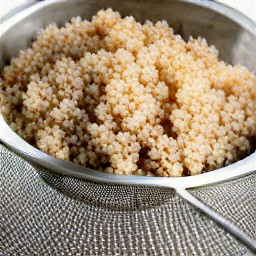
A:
0 0 256 253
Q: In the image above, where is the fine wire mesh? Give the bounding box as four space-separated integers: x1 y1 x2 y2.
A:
0 143 255 255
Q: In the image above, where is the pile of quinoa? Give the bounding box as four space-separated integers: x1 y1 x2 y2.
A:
1 9 256 176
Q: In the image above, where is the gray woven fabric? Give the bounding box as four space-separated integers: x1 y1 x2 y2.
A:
0 143 255 255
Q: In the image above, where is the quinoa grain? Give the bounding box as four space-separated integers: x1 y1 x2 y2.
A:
1 9 255 176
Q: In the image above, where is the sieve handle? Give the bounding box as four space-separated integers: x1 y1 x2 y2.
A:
176 188 256 254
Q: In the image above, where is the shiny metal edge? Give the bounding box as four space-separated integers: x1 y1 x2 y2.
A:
0 0 256 189
0 0 37 24
1 114 255 189
1 0 256 38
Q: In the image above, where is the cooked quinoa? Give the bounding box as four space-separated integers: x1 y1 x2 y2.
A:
1 9 256 176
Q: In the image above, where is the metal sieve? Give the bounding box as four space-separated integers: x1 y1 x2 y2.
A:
0 0 256 254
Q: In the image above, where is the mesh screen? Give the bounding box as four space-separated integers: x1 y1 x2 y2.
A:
0 143 255 255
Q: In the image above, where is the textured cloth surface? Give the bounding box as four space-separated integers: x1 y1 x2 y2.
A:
0 143 255 255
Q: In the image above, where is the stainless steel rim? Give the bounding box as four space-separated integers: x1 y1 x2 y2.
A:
0 113 255 189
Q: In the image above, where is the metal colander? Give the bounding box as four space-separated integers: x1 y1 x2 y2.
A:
0 0 256 255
